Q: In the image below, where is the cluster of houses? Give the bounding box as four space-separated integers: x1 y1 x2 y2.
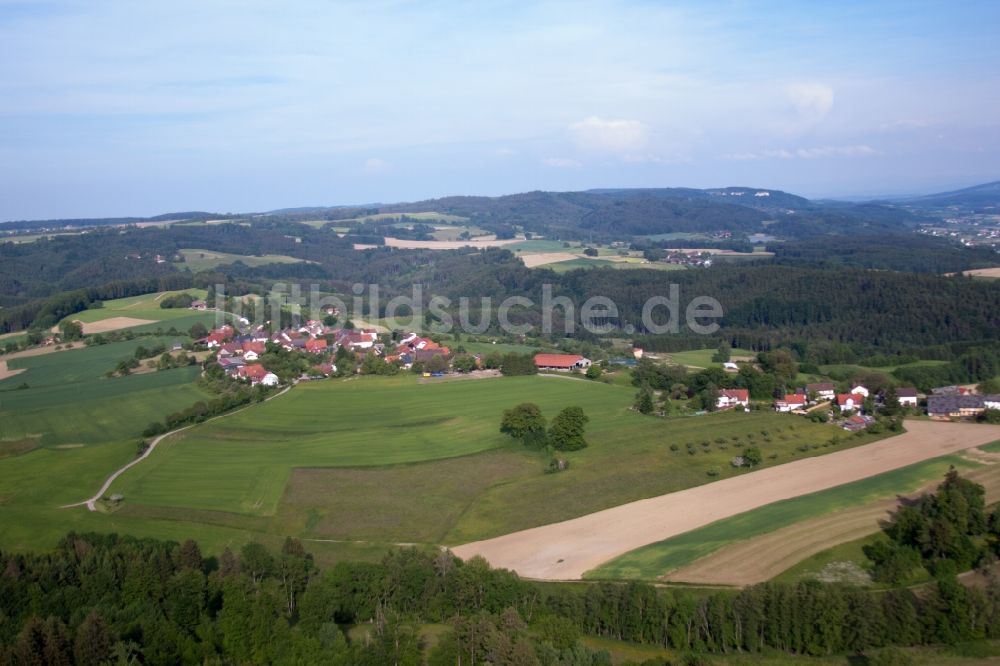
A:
716 382 921 417
716 379 1000 422
200 320 460 386
927 389 1000 420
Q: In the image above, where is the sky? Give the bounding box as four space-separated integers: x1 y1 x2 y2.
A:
1 0 999 220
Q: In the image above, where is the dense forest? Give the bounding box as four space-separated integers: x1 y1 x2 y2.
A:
4 523 1000 664
771 234 1000 273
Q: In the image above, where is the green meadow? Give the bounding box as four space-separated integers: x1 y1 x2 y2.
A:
103 374 859 548
586 454 978 581
0 338 227 553
666 347 757 369
64 289 208 324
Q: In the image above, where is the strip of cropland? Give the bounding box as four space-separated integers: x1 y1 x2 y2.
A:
452 420 1000 580
658 459 1000 586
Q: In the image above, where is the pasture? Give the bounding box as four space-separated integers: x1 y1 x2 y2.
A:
175 248 308 272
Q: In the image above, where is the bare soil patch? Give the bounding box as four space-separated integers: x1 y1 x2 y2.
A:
78 317 158 334
452 420 1000 580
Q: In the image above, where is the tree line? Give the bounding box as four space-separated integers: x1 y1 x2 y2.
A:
5 528 1000 665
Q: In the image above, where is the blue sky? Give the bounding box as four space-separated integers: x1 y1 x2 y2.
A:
1 0 998 220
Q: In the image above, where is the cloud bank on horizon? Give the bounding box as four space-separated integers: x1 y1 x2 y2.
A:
0 0 998 219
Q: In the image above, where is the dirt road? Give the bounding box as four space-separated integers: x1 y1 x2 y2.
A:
451 420 1000 580
0 360 25 381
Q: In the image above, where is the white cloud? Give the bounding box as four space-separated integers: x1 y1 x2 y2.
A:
786 83 834 121
569 116 648 153
722 144 877 161
362 157 390 174
542 157 582 168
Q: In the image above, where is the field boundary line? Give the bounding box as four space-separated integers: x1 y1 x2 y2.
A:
61 384 293 511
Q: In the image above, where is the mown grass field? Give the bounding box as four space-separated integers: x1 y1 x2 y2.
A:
586 454 978 581
665 347 757 369
104 374 861 549
175 248 308 272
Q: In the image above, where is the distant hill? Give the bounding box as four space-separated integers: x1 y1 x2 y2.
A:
0 211 220 232
2 184 941 239
894 180 1000 213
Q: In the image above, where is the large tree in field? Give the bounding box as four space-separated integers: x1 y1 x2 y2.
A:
58 318 83 341
548 406 589 451
500 403 547 448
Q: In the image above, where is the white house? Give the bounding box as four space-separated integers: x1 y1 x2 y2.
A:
717 389 749 410
896 387 919 408
850 385 870 398
775 394 806 413
243 350 259 362
837 393 866 412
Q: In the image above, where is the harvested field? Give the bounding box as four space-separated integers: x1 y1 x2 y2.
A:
78 317 158 334
354 236 521 250
0 360 25 382
451 420 1000 580
962 267 1000 278
520 252 578 267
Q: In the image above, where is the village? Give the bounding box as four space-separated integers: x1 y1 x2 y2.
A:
195 315 1000 431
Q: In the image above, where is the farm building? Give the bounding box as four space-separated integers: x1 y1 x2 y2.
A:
928 394 1000 419
716 388 749 410
533 353 592 370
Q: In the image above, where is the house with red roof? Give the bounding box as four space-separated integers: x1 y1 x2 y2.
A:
533 353 591 370
775 394 807 412
716 388 749 410
837 393 866 413
304 338 328 353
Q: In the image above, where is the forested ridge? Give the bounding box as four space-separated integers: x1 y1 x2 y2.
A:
3 224 998 362
4 531 1000 665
